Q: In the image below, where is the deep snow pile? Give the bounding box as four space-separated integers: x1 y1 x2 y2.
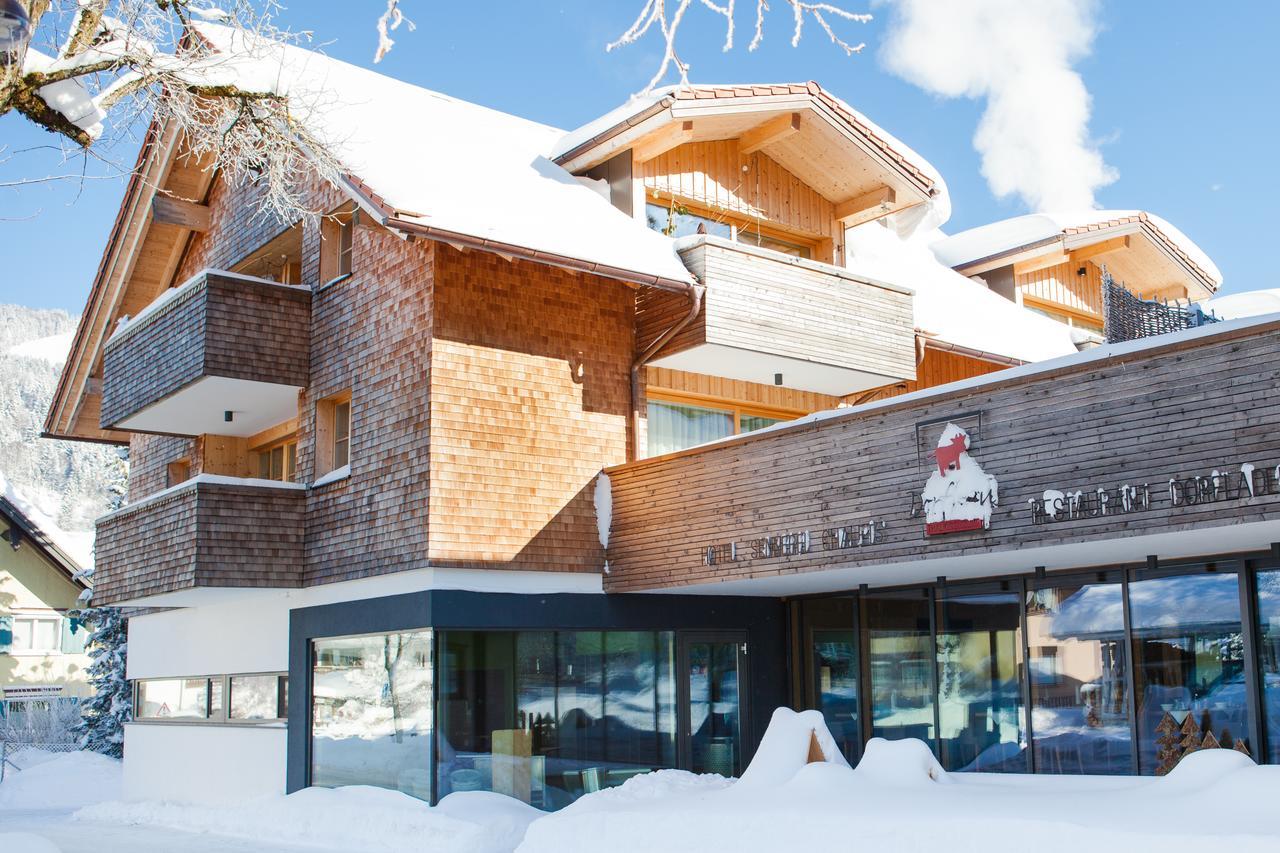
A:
77 786 541 853
519 709 1280 853
0 752 122 810
0 833 60 853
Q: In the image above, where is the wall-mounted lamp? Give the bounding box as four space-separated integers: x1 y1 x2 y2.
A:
224 410 234 423
773 373 783 386
1076 266 1087 278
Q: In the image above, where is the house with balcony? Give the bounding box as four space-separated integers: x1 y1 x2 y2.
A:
45 23 1261 809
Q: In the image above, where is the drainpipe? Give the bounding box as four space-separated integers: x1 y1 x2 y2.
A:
629 280 705 461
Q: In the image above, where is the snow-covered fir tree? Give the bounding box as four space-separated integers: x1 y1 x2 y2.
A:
69 604 130 758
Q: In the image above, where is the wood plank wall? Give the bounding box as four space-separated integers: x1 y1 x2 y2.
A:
602 320 1280 592
643 141 840 251
647 367 840 414
1017 260 1104 320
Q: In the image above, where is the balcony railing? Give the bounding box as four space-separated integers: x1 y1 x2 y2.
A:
99 269 310 437
637 236 916 396
92 477 306 605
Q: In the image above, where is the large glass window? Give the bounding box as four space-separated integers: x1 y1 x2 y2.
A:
1026 580 1132 774
1129 572 1250 773
644 202 813 259
1255 570 1280 764
437 630 676 811
863 590 935 747
936 591 1026 772
311 631 434 799
800 597 859 763
647 398 791 457
136 678 212 719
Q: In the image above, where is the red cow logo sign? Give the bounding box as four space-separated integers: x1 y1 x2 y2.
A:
922 423 998 535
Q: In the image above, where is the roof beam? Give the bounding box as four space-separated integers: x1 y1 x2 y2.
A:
834 185 897 227
1013 249 1070 277
1069 235 1129 265
151 195 211 232
739 112 801 155
632 120 694 163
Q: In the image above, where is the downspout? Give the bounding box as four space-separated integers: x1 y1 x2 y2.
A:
629 280 705 461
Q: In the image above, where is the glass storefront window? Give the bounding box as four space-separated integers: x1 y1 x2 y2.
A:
230 674 285 720
1255 570 1280 764
1129 572 1250 773
1026 581 1132 774
647 400 735 456
863 590 935 747
311 631 434 799
800 597 859 763
686 638 743 776
936 591 1026 772
438 630 676 810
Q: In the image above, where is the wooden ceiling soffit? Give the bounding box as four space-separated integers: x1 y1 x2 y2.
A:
738 112 801 154
632 120 695 164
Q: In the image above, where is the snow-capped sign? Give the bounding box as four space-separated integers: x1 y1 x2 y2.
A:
921 423 998 535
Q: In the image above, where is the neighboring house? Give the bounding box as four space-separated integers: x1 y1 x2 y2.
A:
0 480 92 708
45 23 1278 812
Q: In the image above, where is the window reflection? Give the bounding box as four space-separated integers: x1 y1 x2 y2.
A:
311 631 433 799
863 591 935 746
801 597 859 762
1254 571 1280 764
1027 581 1132 774
438 630 676 810
687 640 742 776
136 678 210 719
1129 573 1250 773
936 592 1026 772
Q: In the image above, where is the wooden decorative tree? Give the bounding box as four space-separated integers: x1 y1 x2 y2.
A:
1201 730 1222 750
1154 712 1182 775
1233 738 1252 758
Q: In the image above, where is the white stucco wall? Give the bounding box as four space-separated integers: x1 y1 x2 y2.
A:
124 722 287 803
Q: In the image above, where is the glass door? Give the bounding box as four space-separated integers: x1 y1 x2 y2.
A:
679 633 748 777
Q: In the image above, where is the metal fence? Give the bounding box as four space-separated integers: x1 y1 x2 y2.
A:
0 739 81 784
1102 269 1219 343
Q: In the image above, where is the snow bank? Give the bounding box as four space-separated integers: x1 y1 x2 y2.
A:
0 752 122 811
1206 287 1280 320
0 833 61 853
78 786 542 853
736 708 848 789
852 737 947 786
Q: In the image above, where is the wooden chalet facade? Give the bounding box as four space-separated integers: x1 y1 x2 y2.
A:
43 30 1271 810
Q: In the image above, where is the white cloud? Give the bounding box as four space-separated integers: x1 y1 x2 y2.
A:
878 0 1116 212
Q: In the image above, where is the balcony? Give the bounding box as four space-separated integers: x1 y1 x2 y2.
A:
93 477 306 605
637 236 916 396
99 270 310 437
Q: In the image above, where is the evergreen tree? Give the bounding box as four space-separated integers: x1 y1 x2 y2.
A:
69 605 130 759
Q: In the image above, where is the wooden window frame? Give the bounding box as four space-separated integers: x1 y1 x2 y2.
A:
1020 294 1104 332
315 390 353 476
647 388 804 436
320 205 358 283
165 459 192 488
646 191 822 260
251 433 299 483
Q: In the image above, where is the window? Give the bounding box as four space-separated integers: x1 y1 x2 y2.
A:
1256 570 1280 764
320 207 357 282
316 391 352 477
166 459 191 488
644 199 814 260
646 393 795 457
135 673 286 722
232 223 304 284
7 614 61 654
254 437 298 482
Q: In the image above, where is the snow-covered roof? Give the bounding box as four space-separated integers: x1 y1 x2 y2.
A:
930 211 1222 288
554 82 951 236
1205 288 1280 320
0 473 91 579
846 223 1079 363
192 24 693 288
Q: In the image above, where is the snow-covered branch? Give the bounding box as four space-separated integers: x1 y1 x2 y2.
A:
609 0 872 92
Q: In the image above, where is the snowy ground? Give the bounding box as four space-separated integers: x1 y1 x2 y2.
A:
5 713 1280 852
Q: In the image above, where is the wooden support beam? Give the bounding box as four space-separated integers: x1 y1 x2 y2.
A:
151 196 211 232
834 185 897 227
632 120 694 163
1069 235 1130 265
739 112 802 155
1013 250 1070 277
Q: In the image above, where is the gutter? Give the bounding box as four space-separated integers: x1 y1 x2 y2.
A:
629 281 706 462
917 334 1025 368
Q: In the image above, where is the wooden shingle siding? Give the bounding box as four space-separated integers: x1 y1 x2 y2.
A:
94 480 304 604
602 321 1280 592
100 272 310 430
426 246 632 573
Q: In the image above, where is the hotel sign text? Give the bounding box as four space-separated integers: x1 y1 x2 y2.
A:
703 521 885 566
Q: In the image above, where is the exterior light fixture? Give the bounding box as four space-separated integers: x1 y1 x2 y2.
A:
224 410 234 422
773 372 782 386
1076 266 1087 277
3 524 21 551
0 0 30 60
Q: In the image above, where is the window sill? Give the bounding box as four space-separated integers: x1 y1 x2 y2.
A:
311 464 351 489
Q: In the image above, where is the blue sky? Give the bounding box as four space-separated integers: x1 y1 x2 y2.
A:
1 1 1275 313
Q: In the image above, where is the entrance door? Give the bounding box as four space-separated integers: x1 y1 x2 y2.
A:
678 632 748 777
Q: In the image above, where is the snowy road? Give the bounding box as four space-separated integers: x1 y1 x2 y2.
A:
0 810 349 853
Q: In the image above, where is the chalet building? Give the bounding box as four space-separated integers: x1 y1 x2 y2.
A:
45 26 1279 807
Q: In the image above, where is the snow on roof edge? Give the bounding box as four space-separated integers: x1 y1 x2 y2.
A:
0 473 90 576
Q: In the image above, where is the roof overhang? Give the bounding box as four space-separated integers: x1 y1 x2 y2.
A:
555 83 939 228
954 215 1219 302
0 496 85 586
